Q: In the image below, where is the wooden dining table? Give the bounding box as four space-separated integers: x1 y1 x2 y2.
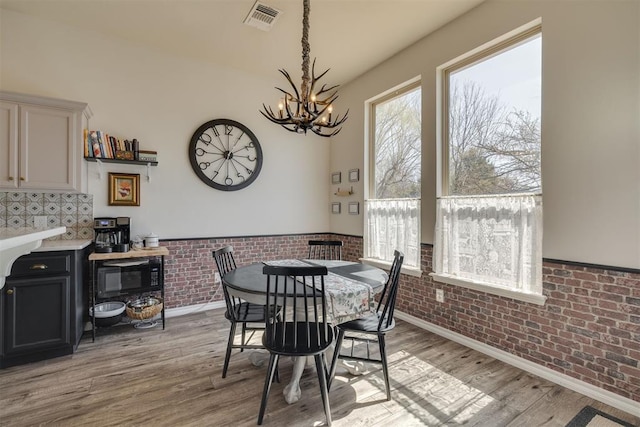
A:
222 259 388 404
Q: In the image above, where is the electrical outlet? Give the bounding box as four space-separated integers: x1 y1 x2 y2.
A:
34 216 48 228
214 272 221 284
436 289 445 303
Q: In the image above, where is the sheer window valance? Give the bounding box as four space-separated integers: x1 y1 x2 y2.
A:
365 198 420 268
434 194 542 295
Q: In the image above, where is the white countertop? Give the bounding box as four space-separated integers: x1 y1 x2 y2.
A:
34 239 93 252
0 226 67 289
0 227 67 251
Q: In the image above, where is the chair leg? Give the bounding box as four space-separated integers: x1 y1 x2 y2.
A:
257 354 279 425
379 333 391 401
222 321 237 378
315 353 332 427
241 323 247 352
328 328 345 390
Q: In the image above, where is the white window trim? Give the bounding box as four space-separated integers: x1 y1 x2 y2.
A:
363 76 422 269
430 273 547 306
360 257 423 278
435 17 542 199
432 18 545 305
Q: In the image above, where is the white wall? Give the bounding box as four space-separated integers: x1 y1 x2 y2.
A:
1 9 331 240
331 0 640 269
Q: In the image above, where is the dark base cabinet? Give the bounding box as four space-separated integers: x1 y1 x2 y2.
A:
0 248 88 368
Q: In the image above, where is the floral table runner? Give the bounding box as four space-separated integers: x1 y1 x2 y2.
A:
263 259 377 323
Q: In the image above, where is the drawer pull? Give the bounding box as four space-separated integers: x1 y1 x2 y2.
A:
30 264 48 270
8 176 14 181
6 289 13 295
20 176 25 181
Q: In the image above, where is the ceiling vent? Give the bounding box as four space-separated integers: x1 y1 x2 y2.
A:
243 1 282 31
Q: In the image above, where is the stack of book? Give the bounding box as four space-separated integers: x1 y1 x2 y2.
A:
84 130 152 161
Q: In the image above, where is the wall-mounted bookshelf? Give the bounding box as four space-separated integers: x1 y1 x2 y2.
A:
84 157 158 166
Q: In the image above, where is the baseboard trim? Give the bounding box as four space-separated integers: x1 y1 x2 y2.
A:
165 301 225 318
395 311 640 418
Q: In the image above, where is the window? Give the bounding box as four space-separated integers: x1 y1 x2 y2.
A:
364 81 421 271
433 24 544 304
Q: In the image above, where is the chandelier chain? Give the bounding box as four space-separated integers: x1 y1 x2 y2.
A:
301 0 310 101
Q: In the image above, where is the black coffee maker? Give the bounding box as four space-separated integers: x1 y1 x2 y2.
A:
94 217 131 253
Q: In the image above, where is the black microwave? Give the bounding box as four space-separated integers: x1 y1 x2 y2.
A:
96 259 161 298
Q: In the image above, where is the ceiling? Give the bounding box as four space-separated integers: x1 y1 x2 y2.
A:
0 0 485 86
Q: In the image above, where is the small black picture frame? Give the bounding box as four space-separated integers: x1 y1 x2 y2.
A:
331 172 341 184
331 202 341 214
348 168 360 182
348 202 360 215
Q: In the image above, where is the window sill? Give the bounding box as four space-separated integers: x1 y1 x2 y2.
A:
429 273 547 306
360 258 423 278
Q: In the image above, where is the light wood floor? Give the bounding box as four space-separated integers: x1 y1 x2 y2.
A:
1 309 638 427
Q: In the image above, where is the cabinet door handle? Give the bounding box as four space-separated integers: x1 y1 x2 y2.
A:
6 289 13 295
30 264 48 270
8 176 14 181
20 176 26 181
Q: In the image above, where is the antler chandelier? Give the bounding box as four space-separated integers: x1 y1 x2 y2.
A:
260 0 348 137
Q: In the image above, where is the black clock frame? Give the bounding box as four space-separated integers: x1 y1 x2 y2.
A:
188 119 263 191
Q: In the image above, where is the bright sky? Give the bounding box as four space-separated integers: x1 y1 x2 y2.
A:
451 34 542 117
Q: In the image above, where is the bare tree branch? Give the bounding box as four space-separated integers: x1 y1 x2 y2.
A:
374 89 421 198
449 81 541 195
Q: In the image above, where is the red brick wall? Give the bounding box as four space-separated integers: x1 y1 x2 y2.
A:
160 234 640 403
162 234 336 309
395 245 640 404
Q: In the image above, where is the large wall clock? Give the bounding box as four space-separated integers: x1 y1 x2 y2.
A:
188 118 263 191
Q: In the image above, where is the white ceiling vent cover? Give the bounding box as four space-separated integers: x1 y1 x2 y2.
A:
243 1 282 31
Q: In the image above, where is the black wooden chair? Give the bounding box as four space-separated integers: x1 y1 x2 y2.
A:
257 265 334 426
308 239 343 260
213 246 266 378
328 250 404 401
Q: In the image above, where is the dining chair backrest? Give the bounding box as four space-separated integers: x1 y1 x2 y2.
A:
262 265 332 355
375 250 404 331
213 245 240 320
213 245 237 277
308 240 343 260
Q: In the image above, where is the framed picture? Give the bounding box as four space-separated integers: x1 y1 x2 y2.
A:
331 202 341 214
331 172 341 184
108 173 140 206
348 202 360 215
348 168 360 182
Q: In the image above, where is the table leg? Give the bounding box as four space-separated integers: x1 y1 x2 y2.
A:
283 356 306 404
251 343 367 406
281 345 368 405
337 359 368 375
329 339 368 376
249 352 308 404
248 350 270 367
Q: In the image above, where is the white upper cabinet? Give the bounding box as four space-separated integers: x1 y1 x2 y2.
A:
0 91 92 192
0 101 19 189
